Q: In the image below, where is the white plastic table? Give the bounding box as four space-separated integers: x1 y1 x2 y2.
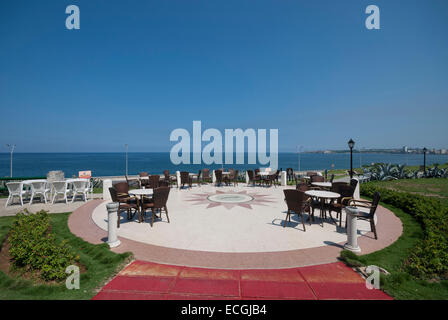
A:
305 190 340 225
129 188 154 197
129 189 154 222
311 182 332 188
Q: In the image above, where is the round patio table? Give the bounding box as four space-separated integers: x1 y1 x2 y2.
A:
311 182 332 188
304 190 340 226
129 189 154 222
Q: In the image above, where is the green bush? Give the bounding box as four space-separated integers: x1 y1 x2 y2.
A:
8 211 79 281
361 183 448 280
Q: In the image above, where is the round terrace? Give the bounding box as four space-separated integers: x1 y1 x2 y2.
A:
69 182 402 269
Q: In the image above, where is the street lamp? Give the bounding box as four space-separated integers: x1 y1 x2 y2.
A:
423 147 427 175
348 139 355 179
6 144 16 178
125 144 128 177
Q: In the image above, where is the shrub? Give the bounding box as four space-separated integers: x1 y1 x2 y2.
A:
361 183 448 280
8 211 79 281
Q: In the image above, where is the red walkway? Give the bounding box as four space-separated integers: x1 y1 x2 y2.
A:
93 261 392 300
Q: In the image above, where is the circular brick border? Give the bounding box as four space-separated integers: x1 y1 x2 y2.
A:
68 199 402 269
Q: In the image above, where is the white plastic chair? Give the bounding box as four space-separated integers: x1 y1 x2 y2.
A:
30 181 51 204
87 179 94 200
5 182 29 207
51 181 71 204
72 180 89 202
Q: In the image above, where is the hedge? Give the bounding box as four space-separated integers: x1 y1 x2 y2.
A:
8 211 79 281
361 183 448 280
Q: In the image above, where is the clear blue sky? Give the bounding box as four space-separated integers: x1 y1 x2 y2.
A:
1 0 447 152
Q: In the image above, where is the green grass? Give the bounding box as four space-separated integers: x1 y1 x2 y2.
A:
366 178 448 204
340 200 448 299
0 212 132 299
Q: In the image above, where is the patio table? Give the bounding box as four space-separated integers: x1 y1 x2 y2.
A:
129 188 154 222
311 182 332 188
305 190 340 226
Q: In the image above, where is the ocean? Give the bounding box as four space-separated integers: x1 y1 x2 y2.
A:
0 152 448 177
0 152 447 178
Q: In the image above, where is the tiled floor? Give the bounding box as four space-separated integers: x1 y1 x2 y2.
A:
93 260 392 300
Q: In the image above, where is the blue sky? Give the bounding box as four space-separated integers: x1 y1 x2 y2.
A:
0 0 447 152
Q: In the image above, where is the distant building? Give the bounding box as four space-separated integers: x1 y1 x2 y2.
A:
441 149 447 155
402 146 408 153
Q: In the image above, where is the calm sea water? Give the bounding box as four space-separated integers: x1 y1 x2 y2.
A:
0 153 446 178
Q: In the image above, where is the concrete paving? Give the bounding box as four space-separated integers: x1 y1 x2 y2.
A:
91 185 374 253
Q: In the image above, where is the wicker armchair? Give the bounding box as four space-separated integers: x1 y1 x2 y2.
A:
109 186 140 227
141 187 170 227
215 170 223 187
180 171 192 189
283 189 310 231
348 191 381 239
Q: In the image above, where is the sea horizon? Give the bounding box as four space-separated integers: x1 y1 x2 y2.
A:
1 152 447 178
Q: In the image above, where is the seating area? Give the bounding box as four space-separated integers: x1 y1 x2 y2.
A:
5 178 93 207
4 168 383 256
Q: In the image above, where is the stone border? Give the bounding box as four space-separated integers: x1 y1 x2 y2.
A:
68 199 402 269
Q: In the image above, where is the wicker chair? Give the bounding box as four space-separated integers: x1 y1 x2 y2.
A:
201 168 211 184
139 172 150 188
327 183 355 227
231 170 239 186
141 187 170 227
247 170 261 186
148 175 160 189
109 187 140 227
310 175 325 183
296 182 309 192
283 189 310 231
180 171 192 189
215 170 223 187
163 170 177 187
350 178 359 190
347 192 381 239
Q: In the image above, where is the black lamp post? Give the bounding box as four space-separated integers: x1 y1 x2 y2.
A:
348 139 355 179
423 147 427 175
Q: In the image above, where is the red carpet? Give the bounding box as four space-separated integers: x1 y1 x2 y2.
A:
93 260 392 300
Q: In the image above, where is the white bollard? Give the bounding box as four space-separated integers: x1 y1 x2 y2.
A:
103 179 112 201
245 171 250 184
176 171 181 188
344 206 361 253
212 170 216 183
281 171 287 186
106 202 121 248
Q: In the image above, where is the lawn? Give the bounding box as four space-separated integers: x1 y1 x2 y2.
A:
366 178 448 204
341 178 448 299
0 212 132 299
341 203 448 299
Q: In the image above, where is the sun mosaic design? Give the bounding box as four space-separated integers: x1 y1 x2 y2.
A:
186 190 276 210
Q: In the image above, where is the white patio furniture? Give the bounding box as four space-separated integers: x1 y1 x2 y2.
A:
51 181 72 204
87 179 94 200
5 182 30 207
71 179 89 202
29 181 51 204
